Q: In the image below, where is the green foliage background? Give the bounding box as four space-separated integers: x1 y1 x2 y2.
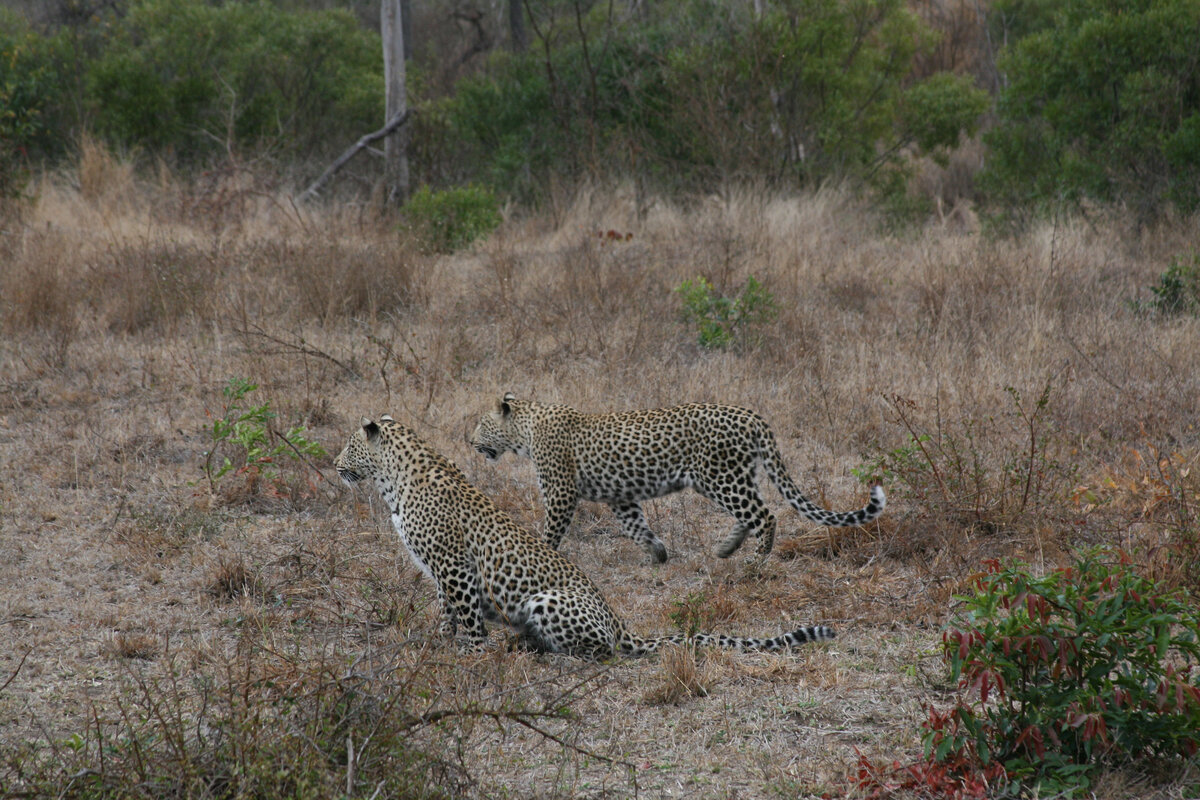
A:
981 0 1200 221
427 0 990 198
0 0 382 184
0 10 68 196
3 0 1200 220
85 0 383 161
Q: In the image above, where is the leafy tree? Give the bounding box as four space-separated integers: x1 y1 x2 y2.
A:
0 10 69 196
432 0 988 199
982 0 1200 221
85 0 383 162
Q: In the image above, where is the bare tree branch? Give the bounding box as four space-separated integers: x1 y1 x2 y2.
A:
452 8 493 69
297 110 415 204
233 323 361 379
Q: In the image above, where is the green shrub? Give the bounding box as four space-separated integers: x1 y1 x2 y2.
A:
435 25 679 196
0 11 67 197
899 72 991 162
85 0 382 162
401 184 501 253
1148 252 1200 315
675 275 778 350
433 0 988 197
928 549 1200 795
666 0 987 184
981 0 1200 221
203 377 325 499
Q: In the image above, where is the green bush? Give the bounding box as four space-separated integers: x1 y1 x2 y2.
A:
203 377 325 500
401 184 501 253
0 11 68 197
982 0 1200 221
900 72 991 162
928 549 1200 795
85 0 382 162
675 275 778 350
435 25 679 196
1147 252 1200 316
666 0 988 184
433 0 988 197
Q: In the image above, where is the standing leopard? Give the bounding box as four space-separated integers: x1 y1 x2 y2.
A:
334 415 836 658
469 393 885 563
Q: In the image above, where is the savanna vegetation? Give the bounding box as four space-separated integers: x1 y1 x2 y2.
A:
2 0 1199 798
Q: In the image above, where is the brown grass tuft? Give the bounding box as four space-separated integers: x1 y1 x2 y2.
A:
773 525 882 561
641 643 714 705
94 239 218 334
0 233 81 368
274 235 425 324
207 554 259 600
102 632 161 661
77 133 138 209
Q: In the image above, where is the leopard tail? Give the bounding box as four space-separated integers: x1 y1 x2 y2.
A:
616 625 835 657
757 421 886 527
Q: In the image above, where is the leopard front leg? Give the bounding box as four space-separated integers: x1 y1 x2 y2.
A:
539 482 580 551
433 563 489 651
433 581 455 638
612 502 668 564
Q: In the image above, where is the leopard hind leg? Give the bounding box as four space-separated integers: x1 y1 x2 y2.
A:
695 474 776 559
516 592 620 659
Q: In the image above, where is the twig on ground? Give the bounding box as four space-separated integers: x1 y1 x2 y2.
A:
0 648 30 693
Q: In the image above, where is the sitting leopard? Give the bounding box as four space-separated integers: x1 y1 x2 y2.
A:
469 393 886 563
334 414 835 658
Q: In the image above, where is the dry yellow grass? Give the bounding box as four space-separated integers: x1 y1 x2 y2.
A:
1 150 1198 797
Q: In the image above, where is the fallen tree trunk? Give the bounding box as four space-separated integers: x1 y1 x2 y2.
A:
297 109 415 204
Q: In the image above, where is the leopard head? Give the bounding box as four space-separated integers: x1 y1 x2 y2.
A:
469 392 526 461
334 415 390 485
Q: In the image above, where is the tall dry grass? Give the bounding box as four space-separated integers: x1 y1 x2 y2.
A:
4 146 1198 560
2 145 1200 798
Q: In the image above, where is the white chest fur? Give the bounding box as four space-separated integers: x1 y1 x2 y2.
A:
388 486 434 581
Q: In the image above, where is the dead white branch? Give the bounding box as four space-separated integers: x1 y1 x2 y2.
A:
297 109 414 204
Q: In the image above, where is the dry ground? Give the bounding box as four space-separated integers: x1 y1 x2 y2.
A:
1 151 1199 798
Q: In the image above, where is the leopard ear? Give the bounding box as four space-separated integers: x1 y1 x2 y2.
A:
500 392 516 417
380 413 394 423
361 417 381 442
